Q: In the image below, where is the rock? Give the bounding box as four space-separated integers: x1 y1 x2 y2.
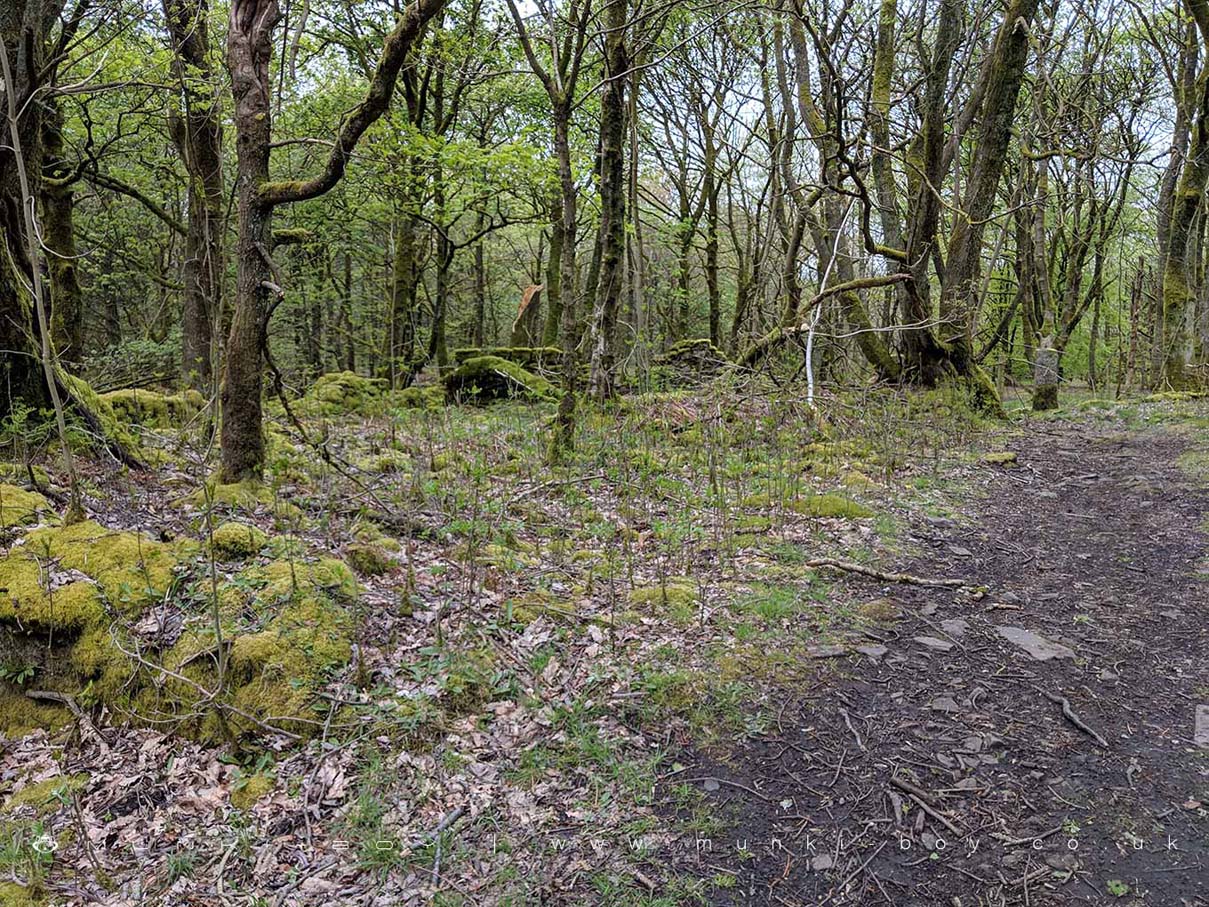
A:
1160 609 1182 619
810 854 834 871
925 516 958 530
949 545 974 557
443 355 555 403
914 636 955 652
808 644 847 658
980 451 1018 466
929 696 961 713
1196 705 1209 750
996 626 1075 661
940 618 969 637
856 644 888 660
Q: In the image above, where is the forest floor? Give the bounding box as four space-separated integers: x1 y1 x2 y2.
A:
661 400 1209 907
1 381 1207 907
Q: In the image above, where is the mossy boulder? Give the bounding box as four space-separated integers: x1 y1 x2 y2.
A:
0 485 52 529
452 346 562 372
655 338 728 385
299 371 387 416
443 356 555 404
99 388 204 429
980 451 1018 466
345 543 393 577
210 521 268 559
1 521 356 745
0 522 183 725
795 493 873 519
391 384 445 411
59 372 141 457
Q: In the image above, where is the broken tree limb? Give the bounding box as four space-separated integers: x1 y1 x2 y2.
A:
26 689 110 751
733 274 912 369
804 558 966 588
1036 688 1109 747
889 775 964 837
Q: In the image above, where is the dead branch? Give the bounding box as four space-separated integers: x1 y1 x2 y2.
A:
1037 688 1109 747
805 558 966 587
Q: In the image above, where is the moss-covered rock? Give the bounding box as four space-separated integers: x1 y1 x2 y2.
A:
59 372 141 457
0 485 52 529
299 371 388 416
1 523 356 745
210 521 268 559
629 579 699 624
452 346 562 371
0 691 69 738
193 480 303 522
443 356 555 404
2 774 85 814
345 543 392 577
391 384 446 411
99 388 204 429
980 451 1018 466
655 338 729 385
795 493 873 519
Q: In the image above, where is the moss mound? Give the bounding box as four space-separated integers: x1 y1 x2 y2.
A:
193 480 302 521
443 355 555 404
630 578 699 624
796 493 873 519
98 388 205 429
452 346 562 372
210 521 268 559
299 371 388 416
0 485 52 529
346 543 392 576
0 519 355 744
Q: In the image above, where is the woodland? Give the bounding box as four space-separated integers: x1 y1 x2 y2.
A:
1 0 1209 905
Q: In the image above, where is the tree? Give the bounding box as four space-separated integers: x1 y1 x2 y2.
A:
220 0 445 482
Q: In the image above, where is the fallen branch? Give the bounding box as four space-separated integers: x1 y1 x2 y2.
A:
805 558 966 588
26 689 110 752
889 775 963 838
1037 688 1109 747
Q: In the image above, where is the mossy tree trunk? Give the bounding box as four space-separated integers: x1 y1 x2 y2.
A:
1 0 61 419
221 0 444 482
165 0 225 394
938 0 1039 379
587 0 628 401
41 100 84 363
1163 1 1209 389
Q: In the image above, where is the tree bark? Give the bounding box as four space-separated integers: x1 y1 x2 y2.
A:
165 0 224 393
587 0 628 400
221 0 443 481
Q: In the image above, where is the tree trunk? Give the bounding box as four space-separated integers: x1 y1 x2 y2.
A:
221 0 443 480
587 0 628 401
165 0 225 393
41 101 84 362
1 0 59 418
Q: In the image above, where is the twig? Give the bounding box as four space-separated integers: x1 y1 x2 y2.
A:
1036 688 1108 747
25 689 110 751
889 775 963 838
683 776 776 802
839 707 867 752
805 559 965 588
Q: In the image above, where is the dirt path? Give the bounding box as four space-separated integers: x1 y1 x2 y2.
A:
661 417 1209 905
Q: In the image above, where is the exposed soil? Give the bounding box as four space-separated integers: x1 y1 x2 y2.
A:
660 417 1209 905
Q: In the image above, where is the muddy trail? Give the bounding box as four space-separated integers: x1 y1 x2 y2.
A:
660 419 1209 906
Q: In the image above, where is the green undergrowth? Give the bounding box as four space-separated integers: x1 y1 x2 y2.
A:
0 512 359 744
0 485 52 529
